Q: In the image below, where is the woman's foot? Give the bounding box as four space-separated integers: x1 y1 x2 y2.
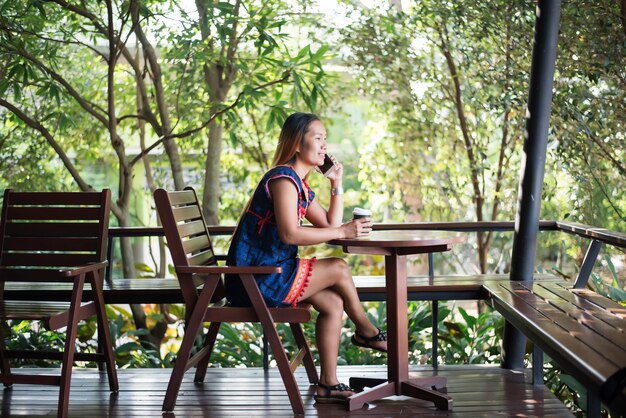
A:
314 382 355 404
352 327 387 352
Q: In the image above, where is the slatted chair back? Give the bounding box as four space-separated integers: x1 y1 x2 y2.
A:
0 190 109 284
154 187 318 415
0 189 118 418
153 187 224 307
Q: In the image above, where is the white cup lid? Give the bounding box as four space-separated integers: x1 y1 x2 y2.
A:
352 207 372 216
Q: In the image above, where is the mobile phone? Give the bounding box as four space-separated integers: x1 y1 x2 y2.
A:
318 154 335 177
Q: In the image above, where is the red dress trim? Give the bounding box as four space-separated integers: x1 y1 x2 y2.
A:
282 256 316 306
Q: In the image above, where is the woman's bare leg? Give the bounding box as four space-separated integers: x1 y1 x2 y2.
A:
304 289 345 391
300 258 386 351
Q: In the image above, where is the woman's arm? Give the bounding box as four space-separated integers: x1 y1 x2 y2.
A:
306 159 343 227
269 178 369 245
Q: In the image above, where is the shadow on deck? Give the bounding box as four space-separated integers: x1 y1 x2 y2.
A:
0 365 573 417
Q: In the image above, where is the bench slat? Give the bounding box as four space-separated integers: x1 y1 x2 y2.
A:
536 283 626 331
529 283 626 344
506 282 626 366
486 281 622 391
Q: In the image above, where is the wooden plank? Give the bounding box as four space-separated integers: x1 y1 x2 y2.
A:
167 190 197 206
6 207 102 220
177 220 206 239
354 274 559 293
486 281 619 390
0 300 73 319
528 284 626 348
505 282 626 366
0 366 574 417
187 249 215 266
1 253 97 267
182 234 212 254
4 222 101 237
555 221 626 248
172 205 202 222
570 287 626 317
536 283 626 331
7 192 103 205
4 237 98 251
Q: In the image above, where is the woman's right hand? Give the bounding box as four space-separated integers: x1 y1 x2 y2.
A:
340 217 372 238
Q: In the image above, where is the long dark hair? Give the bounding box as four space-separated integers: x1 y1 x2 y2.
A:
271 112 320 167
231 112 320 240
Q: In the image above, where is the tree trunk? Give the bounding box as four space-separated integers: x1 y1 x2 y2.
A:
203 114 223 224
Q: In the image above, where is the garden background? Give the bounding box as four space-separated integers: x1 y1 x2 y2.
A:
1 0 624 415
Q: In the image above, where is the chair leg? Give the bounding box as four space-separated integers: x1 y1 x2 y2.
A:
290 323 318 384
90 271 119 392
163 280 217 412
0 323 13 388
259 320 304 414
57 277 86 418
194 321 221 383
241 277 304 415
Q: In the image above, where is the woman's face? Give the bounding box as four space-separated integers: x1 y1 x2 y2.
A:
297 120 327 167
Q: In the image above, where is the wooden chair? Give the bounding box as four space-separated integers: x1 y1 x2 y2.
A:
154 187 318 415
0 189 118 418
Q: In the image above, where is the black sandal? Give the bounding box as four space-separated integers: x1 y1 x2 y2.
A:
351 327 388 353
313 382 354 404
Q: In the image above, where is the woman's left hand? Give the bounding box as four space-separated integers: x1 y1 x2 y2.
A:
325 155 343 181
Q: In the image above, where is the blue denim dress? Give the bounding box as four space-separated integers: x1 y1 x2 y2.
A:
225 166 316 307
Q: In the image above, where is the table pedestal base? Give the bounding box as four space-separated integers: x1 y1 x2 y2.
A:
347 376 453 411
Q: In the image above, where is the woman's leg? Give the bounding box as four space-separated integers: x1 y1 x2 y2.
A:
300 258 386 351
304 288 346 392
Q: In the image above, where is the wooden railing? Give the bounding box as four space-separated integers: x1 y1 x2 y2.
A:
107 220 626 286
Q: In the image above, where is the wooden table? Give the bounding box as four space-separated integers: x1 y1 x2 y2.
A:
329 230 466 411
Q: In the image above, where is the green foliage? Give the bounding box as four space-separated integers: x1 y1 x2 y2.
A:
589 255 626 304
2 318 98 368
439 305 504 364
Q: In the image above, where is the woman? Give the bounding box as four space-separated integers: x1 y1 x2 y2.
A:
226 112 387 403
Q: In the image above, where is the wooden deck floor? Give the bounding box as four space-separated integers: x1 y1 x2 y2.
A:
0 365 573 417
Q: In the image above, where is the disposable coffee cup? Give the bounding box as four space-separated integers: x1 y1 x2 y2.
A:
352 207 372 220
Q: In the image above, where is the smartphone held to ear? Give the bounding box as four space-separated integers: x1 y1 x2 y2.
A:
318 154 335 177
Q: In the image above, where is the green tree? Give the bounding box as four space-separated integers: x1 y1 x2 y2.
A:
338 0 534 274
0 0 328 350
550 0 626 231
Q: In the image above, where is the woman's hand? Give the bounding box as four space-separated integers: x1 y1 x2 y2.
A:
340 217 372 238
325 155 343 181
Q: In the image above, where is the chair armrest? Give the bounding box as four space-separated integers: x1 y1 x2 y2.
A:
61 261 109 277
0 261 108 281
175 265 281 275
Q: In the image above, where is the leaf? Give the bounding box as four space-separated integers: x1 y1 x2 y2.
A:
135 262 155 273
295 45 311 61
115 342 143 353
311 45 329 62
458 307 476 329
0 80 10 97
12 84 22 102
58 113 75 131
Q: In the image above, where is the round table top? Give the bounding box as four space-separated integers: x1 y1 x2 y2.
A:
328 230 466 249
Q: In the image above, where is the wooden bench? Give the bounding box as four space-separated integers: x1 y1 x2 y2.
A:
4 272 559 372
484 280 626 417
